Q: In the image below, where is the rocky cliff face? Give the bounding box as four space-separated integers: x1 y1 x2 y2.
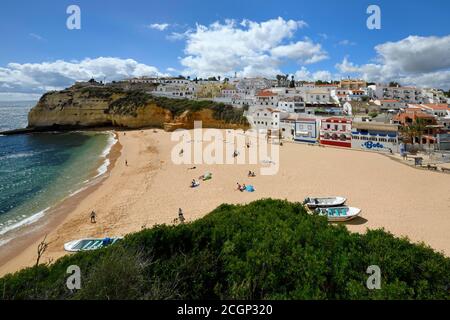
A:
27 85 248 131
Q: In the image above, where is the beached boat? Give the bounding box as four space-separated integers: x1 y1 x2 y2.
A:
303 196 346 208
314 206 361 222
64 237 122 252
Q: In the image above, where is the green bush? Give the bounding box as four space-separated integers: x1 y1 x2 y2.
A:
1 199 449 300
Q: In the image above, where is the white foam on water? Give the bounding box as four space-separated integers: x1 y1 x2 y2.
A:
0 131 117 244
0 151 35 161
93 132 117 179
0 207 49 238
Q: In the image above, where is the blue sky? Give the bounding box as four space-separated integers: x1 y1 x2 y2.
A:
1 0 450 100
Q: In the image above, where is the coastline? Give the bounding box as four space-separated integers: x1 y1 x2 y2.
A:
0 131 121 274
1 128 449 277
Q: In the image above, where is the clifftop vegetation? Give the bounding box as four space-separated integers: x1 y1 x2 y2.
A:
1 199 449 300
33 86 248 127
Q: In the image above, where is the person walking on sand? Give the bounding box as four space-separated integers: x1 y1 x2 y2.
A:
125 160 128 166
178 208 185 224
90 210 96 223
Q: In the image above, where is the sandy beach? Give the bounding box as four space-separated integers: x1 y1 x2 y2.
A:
1 128 449 276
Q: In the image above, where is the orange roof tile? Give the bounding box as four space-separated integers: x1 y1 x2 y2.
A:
257 90 277 97
422 104 449 111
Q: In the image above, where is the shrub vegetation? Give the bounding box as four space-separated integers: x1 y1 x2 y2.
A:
1 199 449 300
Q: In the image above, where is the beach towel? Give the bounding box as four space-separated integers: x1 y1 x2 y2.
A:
202 172 212 181
245 185 255 192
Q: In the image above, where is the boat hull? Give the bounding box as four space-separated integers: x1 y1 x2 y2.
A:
315 206 361 222
304 196 346 209
64 237 122 252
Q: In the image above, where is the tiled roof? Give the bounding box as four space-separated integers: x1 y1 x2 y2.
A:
422 104 449 111
257 90 277 97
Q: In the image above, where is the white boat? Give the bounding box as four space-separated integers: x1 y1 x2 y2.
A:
315 206 361 222
64 237 122 252
303 196 346 208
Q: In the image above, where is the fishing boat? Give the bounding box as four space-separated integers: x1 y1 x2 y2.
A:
303 196 346 208
314 206 361 222
64 237 122 252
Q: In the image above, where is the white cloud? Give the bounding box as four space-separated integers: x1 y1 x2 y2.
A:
335 35 450 89
337 39 356 46
0 57 165 97
179 17 324 78
166 30 192 41
270 38 328 64
294 67 334 82
29 33 45 41
148 23 170 31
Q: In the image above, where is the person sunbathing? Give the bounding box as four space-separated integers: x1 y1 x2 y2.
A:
248 171 256 177
236 183 242 191
241 184 246 191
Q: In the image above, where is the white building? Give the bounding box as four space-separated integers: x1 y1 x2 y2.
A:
277 98 305 113
351 121 400 153
255 90 279 107
374 99 406 111
248 108 288 132
304 89 331 104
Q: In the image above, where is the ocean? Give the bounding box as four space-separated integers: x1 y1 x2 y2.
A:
0 101 116 242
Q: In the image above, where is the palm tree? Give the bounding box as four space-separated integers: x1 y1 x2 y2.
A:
413 118 427 147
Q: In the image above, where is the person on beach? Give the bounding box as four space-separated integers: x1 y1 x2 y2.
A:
178 208 185 224
125 160 128 166
90 211 96 223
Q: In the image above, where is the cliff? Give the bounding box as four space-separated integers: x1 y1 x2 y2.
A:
27 85 249 131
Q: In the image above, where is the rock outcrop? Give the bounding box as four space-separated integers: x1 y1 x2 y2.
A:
27 85 249 131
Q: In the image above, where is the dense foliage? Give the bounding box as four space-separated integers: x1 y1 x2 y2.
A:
1 199 449 300
105 90 248 125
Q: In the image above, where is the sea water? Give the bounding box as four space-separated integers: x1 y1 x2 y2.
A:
0 102 115 241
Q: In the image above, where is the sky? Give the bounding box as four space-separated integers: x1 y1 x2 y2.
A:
0 0 450 100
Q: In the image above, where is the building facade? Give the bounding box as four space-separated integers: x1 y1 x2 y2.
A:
351 122 400 153
294 118 320 144
319 117 352 148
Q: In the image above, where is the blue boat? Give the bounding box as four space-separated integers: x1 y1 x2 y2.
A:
64 237 122 252
314 206 361 222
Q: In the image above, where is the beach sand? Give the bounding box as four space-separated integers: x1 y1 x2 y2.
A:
1 128 449 276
